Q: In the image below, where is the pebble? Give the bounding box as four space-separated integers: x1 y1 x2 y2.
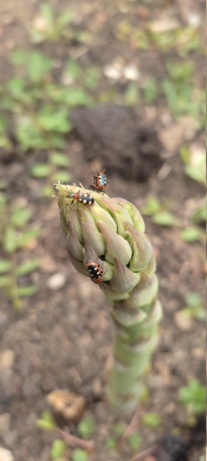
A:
187 12 201 26
47 389 86 421
174 311 192 331
103 63 123 80
149 17 179 33
92 377 102 397
0 350 14 370
122 65 140 81
104 64 122 80
47 273 66 290
192 348 205 359
0 447 14 461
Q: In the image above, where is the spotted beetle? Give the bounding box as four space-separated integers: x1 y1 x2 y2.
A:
86 261 103 284
67 190 94 206
89 169 108 192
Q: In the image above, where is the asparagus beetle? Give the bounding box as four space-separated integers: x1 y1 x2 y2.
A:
89 169 108 192
67 190 94 206
86 261 103 284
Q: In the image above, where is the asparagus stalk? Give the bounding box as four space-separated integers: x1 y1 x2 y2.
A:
55 183 162 415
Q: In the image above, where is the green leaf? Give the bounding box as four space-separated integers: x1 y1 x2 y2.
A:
16 116 47 151
143 77 159 103
3 228 19 252
140 384 149 403
51 152 70 167
0 275 12 287
40 3 54 26
28 52 53 82
182 292 205 320
7 77 27 101
105 437 117 448
152 211 175 226
141 197 161 216
128 432 141 452
53 171 71 183
11 49 28 66
30 31 46 45
178 379 206 414
185 292 202 307
180 226 202 242
78 416 95 438
184 164 205 185
10 207 31 227
37 107 70 132
37 410 57 431
17 259 40 276
30 163 52 178
50 439 66 459
125 83 139 105
57 10 75 29
17 285 38 297
16 228 39 248
166 61 194 82
193 204 206 224
0 260 12 273
72 448 89 461
162 79 178 112
182 306 205 321
65 59 82 79
0 193 7 208
63 89 91 107
142 412 161 427
84 68 100 89
112 423 125 435
180 145 191 164
41 184 54 197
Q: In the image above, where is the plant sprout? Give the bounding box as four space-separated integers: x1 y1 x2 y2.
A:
55 182 162 415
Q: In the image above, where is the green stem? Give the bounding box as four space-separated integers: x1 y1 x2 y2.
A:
106 276 162 415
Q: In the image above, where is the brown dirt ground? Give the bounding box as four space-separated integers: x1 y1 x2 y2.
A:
0 1 205 461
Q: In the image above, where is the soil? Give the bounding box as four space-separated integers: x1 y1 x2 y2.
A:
0 1 205 461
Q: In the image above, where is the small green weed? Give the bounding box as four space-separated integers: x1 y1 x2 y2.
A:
30 3 92 46
0 49 102 195
116 20 203 54
181 292 205 320
142 412 161 427
180 226 205 243
143 77 159 103
37 410 57 430
105 437 117 448
148 25 203 54
180 146 205 185
162 61 203 119
178 379 206 415
192 201 206 225
0 194 40 309
105 423 125 450
31 3 76 43
72 448 89 461
141 197 175 226
125 82 140 105
50 439 67 459
128 432 141 453
77 415 95 439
